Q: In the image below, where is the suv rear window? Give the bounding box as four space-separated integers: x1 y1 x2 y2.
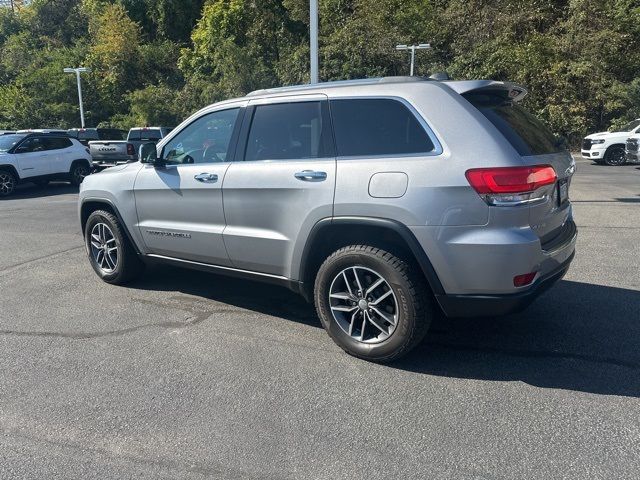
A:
129 129 162 141
464 90 563 156
330 98 435 157
45 137 73 150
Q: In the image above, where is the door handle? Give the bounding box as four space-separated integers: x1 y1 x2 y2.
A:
194 173 218 183
294 170 327 182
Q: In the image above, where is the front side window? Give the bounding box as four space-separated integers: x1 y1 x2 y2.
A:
18 137 48 153
244 101 330 161
330 98 435 157
163 108 240 165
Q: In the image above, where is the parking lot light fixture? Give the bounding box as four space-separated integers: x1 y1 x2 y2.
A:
395 43 431 76
64 67 90 128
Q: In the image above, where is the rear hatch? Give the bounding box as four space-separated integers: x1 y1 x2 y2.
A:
459 83 575 247
88 141 130 162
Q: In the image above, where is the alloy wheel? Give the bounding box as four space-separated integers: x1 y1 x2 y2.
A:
73 165 89 184
0 172 15 196
607 148 625 166
90 222 119 273
329 266 399 344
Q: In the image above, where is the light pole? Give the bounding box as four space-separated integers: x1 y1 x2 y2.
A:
395 43 431 76
310 0 319 84
63 67 90 128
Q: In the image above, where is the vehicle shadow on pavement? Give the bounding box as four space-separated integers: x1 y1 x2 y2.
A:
133 268 640 397
132 265 321 328
1 183 78 200
395 280 640 398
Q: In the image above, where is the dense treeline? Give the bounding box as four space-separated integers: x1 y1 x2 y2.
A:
0 0 638 145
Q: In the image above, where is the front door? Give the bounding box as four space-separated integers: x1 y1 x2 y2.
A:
15 136 54 178
134 106 243 265
222 96 336 278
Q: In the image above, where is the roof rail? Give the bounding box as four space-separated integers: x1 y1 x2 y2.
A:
246 76 434 97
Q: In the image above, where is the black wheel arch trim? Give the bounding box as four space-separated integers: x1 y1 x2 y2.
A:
80 198 141 255
0 164 20 180
70 159 92 172
298 216 445 296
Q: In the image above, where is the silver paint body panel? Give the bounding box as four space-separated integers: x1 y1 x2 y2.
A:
79 78 576 296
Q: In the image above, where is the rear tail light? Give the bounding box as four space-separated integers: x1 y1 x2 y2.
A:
127 143 135 156
465 165 557 206
513 272 537 287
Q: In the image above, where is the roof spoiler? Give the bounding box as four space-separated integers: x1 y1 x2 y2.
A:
443 80 528 102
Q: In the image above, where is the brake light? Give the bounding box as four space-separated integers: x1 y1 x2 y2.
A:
127 143 135 156
465 165 557 206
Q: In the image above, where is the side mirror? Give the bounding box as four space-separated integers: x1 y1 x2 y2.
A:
15 146 29 153
139 142 160 165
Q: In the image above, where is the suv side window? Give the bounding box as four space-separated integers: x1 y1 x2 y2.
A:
163 108 240 165
18 136 47 153
44 137 73 150
244 101 332 161
330 98 435 157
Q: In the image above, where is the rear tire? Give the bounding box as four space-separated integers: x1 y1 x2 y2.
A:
604 146 626 166
314 245 433 362
84 210 144 284
0 170 17 197
70 162 90 186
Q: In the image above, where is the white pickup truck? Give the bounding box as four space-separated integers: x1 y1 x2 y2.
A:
581 119 640 165
88 127 173 170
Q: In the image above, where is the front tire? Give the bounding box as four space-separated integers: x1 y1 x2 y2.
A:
604 146 626 166
85 210 144 284
314 245 433 362
0 170 17 197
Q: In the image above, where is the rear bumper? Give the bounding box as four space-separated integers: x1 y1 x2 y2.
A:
92 157 136 169
435 251 574 318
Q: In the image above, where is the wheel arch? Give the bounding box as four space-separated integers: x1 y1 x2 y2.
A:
297 217 445 301
70 158 92 172
80 198 141 254
0 164 20 179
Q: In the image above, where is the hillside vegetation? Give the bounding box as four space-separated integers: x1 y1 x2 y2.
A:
0 0 638 145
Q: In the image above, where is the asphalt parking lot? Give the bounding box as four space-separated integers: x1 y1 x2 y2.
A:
0 158 638 479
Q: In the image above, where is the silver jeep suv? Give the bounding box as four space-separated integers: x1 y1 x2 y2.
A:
79 77 577 362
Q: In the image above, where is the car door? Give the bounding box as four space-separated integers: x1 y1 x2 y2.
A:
134 106 243 266
14 136 55 178
44 137 75 174
222 95 336 278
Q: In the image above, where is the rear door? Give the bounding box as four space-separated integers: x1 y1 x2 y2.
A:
222 95 336 277
134 106 243 265
44 136 75 174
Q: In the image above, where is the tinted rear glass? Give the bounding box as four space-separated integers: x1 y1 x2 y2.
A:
330 99 435 157
45 137 73 149
464 90 563 156
130 129 162 141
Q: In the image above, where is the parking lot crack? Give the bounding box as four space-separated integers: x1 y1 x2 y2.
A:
0 246 84 276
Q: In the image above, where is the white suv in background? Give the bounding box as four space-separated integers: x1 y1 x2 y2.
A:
581 119 640 165
0 132 92 197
